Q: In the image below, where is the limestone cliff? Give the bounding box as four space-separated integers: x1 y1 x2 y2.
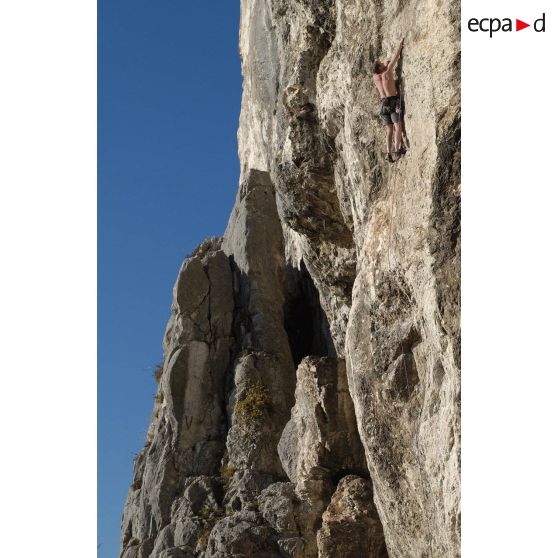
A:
119 1 460 557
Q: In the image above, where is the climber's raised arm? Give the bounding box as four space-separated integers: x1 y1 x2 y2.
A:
386 39 404 73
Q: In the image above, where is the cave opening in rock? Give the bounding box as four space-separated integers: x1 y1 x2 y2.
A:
284 260 336 366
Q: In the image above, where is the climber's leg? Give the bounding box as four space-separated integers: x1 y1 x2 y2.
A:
385 124 394 154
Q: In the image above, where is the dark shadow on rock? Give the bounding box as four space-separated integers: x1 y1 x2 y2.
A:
396 61 411 150
284 260 336 366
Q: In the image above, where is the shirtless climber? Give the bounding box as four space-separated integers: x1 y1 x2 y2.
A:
372 39 405 163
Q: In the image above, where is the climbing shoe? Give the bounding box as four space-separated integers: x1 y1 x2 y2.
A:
395 146 407 157
384 153 394 163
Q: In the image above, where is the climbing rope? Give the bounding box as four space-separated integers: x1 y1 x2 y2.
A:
382 158 435 556
387 181 395 270
386 166 400 270
402 331 435 557
387 171 435 555
400 81 411 150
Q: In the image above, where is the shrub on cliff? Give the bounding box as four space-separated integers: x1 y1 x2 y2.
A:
234 382 270 431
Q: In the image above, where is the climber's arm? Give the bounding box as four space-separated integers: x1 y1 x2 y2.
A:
386 39 404 72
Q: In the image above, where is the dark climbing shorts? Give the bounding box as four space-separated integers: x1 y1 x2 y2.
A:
379 95 401 126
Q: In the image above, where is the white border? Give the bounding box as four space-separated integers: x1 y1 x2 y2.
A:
463 1 557 556
1 0 557 556
0 1 97 556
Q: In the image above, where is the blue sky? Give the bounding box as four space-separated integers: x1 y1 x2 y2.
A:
98 2 241 556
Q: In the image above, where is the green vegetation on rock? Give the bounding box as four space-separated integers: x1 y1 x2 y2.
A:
234 382 270 431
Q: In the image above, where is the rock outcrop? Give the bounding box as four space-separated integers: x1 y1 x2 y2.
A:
119 0 460 557
317 475 387 558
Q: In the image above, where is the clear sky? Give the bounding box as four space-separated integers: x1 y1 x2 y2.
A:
98 2 241 556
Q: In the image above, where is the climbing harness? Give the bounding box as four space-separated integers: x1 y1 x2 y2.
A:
396 95 403 115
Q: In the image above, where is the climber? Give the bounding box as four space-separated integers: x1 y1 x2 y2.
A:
373 38 405 163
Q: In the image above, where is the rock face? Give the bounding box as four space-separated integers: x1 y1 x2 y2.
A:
317 475 387 558
278 357 368 487
119 1 460 557
277 357 372 555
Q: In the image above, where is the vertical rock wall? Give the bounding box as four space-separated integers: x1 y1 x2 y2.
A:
119 1 460 557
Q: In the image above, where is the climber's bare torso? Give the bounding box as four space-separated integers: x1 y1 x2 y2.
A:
372 38 405 162
373 67 398 98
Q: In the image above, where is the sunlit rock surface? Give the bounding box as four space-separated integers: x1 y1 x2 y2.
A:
119 0 460 556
